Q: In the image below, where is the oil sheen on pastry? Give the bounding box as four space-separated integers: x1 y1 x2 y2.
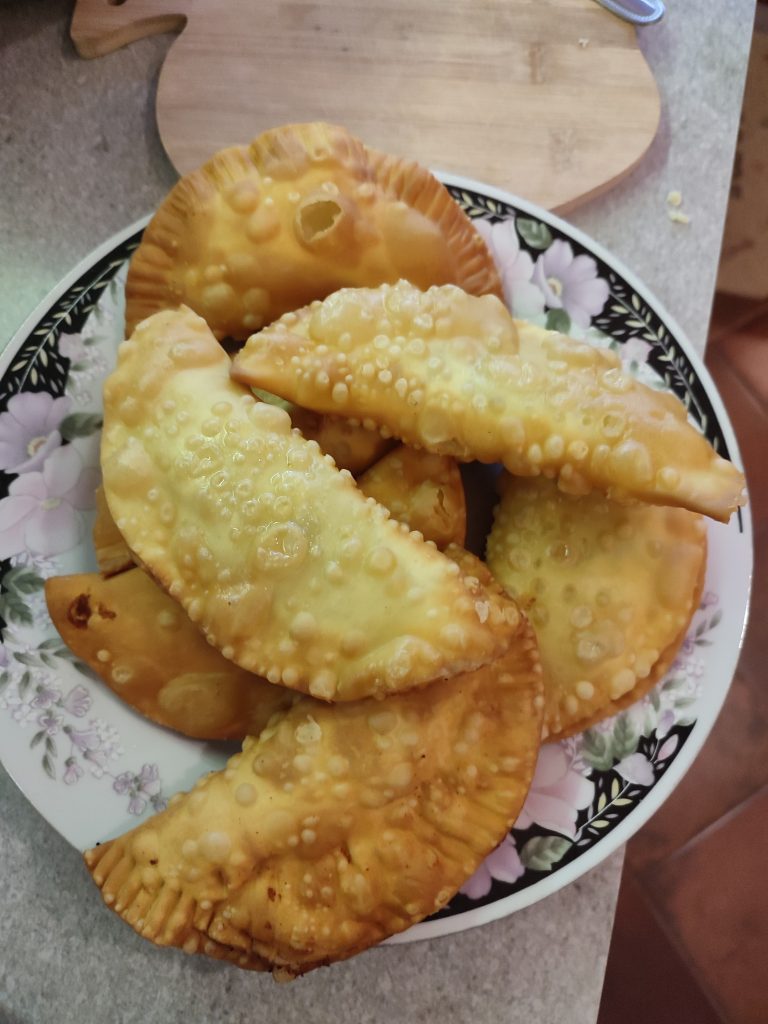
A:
45 569 296 741
101 306 518 701
231 280 746 522
124 122 501 339
486 474 707 739
357 446 466 548
84 575 543 978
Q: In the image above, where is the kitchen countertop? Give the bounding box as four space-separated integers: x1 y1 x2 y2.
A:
0 2 755 1022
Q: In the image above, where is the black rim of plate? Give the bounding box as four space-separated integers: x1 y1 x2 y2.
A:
0 190 733 921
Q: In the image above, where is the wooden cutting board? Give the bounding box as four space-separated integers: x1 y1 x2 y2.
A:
70 0 660 213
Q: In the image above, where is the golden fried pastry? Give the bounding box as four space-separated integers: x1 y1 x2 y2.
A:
93 486 133 576
486 474 707 739
45 569 297 740
358 446 466 548
287 406 392 475
125 122 501 339
70 457 466 741
84 589 543 978
102 307 519 701
232 281 745 523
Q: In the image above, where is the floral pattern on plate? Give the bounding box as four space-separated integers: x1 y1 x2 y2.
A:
0 188 749 935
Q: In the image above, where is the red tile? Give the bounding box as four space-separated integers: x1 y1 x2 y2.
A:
643 786 768 1024
626 661 768 872
708 293 768 347
705 350 768 528
717 316 768 406
597 872 722 1024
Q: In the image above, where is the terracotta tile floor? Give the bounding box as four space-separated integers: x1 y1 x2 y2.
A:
597 293 768 1024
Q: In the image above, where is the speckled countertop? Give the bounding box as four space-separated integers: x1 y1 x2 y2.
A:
0 2 755 1022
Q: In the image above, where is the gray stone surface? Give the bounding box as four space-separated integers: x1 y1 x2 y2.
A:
0 1 754 1022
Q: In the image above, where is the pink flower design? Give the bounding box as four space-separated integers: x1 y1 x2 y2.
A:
700 591 718 609
114 763 164 816
62 757 84 785
36 709 62 736
0 392 71 474
515 745 594 839
61 684 91 717
0 444 98 559
460 835 524 899
58 332 86 362
30 682 61 710
112 770 134 795
136 763 162 797
67 724 101 753
532 240 609 329
621 337 652 366
615 752 654 786
474 219 546 319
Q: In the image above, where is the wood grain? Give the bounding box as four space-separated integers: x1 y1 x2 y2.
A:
70 0 660 212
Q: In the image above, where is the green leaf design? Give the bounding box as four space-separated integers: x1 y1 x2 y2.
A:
39 637 67 652
3 566 44 594
611 715 638 761
0 671 10 693
13 652 38 667
581 729 614 772
516 218 552 250
30 730 45 749
42 753 55 780
59 412 103 440
545 308 571 334
520 835 572 871
0 593 33 626
18 670 31 697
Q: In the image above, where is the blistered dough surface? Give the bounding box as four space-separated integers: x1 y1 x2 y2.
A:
101 307 518 700
125 123 501 339
486 474 707 739
232 280 745 522
84 597 542 977
358 445 466 548
45 570 297 741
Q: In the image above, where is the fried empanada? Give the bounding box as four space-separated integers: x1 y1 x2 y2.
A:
84 584 543 978
231 280 746 523
486 474 707 739
68 458 465 740
102 307 518 701
45 569 296 740
93 485 134 576
287 406 392 475
125 123 501 339
358 446 466 548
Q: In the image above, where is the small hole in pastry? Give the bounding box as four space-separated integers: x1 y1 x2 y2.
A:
297 199 343 242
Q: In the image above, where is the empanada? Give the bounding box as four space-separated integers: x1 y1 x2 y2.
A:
231 280 746 523
84 576 543 978
68 454 467 740
358 446 466 549
45 569 296 740
93 485 133 577
101 307 518 701
125 123 501 339
486 474 707 739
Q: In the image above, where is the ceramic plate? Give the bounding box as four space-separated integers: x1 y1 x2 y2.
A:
0 178 752 943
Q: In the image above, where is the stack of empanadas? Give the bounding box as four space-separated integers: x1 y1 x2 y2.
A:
45 123 746 979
